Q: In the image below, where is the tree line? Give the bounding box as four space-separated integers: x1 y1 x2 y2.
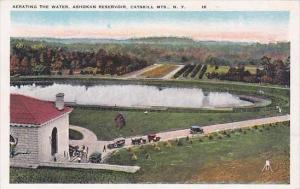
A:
10 43 149 76
206 56 290 85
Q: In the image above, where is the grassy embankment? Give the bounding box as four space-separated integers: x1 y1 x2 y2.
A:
11 122 290 183
106 121 290 183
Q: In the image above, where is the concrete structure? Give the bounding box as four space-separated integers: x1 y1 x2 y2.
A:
40 162 140 173
10 93 72 168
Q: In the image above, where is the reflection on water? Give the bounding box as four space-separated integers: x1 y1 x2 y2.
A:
10 83 252 108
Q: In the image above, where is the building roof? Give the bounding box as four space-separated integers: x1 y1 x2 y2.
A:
10 94 72 126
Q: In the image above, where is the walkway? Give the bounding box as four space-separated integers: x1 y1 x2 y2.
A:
70 125 98 142
70 115 290 159
122 64 161 79
69 125 108 157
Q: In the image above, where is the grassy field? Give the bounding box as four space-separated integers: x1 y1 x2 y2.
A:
106 122 290 183
70 107 283 141
140 64 178 78
11 122 289 183
245 66 258 74
10 167 134 183
206 65 230 74
205 65 258 75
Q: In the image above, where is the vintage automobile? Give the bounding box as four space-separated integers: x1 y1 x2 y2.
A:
107 137 126 149
131 137 147 145
147 134 161 142
190 126 204 134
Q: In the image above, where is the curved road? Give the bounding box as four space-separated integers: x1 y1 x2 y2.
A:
70 115 290 159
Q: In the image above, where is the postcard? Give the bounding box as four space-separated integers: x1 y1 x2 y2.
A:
0 0 299 188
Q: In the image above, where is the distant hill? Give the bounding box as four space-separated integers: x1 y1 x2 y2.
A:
11 37 290 65
12 36 260 45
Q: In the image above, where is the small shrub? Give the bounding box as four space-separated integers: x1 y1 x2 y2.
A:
131 153 138 161
259 129 263 132
243 130 247 134
152 143 157 148
254 125 258 129
238 128 242 133
127 147 133 152
89 152 102 163
189 140 193 144
186 136 190 141
154 146 161 151
208 135 213 140
177 139 184 146
222 131 227 135
213 132 218 137
145 153 151 160
199 138 203 142
218 135 223 140
165 141 172 148
226 133 231 138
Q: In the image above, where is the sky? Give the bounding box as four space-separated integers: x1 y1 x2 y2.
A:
11 11 289 43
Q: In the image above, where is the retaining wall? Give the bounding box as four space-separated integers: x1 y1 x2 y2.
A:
39 162 140 173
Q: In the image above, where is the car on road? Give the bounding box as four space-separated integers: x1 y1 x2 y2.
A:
190 126 204 134
147 134 161 142
107 137 126 149
131 137 147 145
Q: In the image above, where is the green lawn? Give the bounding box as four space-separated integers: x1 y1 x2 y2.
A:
11 122 289 183
106 122 290 183
10 167 134 183
206 65 257 75
206 65 229 73
69 129 84 140
203 65 229 79
70 107 284 141
245 66 258 74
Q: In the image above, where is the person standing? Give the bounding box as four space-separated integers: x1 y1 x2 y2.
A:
103 145 106 152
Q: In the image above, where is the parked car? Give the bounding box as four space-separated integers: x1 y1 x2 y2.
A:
107 137 126 149
131 137 147 145
147 134 161 142
190 126 204 134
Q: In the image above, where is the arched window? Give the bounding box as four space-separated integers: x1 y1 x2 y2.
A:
51 127 58 155
10 135 18 146
10 135 15 143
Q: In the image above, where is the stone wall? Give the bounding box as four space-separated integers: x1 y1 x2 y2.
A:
10 126 39 167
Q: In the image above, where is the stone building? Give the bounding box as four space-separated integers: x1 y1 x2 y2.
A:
10 93 72 168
